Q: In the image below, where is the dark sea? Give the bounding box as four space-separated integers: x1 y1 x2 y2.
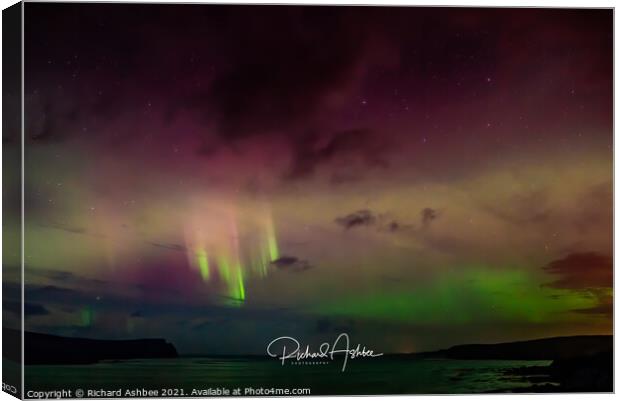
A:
20 357 557 396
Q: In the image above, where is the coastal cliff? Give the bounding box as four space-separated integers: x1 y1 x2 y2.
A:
3 328 178 365
419 335 611 360
416 335 612 392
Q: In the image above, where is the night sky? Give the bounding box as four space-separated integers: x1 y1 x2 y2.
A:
4 4 612 354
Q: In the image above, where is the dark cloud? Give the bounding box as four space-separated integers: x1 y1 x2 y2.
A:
543 252 612 290
40 224 190 254
39 221 110 239
378 219 415 234
572 298 612 318
147 242 187 252
270 256 313 272
3 301 51 317
27 285 83 300
421 208 439 226
39 222 87 235
542 252 612 320
22 281 300 330
387 221 400 232
28 269 108 287
25 303 51 317
335 209 376 229
335 210 417 234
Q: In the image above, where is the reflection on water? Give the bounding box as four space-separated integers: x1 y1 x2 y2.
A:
25 357 556 395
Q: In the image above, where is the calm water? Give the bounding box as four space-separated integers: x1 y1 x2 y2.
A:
24 357 555 395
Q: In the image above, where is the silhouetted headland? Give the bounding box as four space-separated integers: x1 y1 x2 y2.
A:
415 335 612 393
500 349 613 392
417 335 611 360
3 328 178 365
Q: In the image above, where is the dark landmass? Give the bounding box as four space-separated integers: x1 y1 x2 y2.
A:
4 329 612 392
3 328 178 365
500 350 613 393
417 335 612 360
415 335 613 393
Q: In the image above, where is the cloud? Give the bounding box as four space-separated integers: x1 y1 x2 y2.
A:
421 208 439 226
38 222 107 240
543 252 612 290
41 223 189 255
335 209 376 229
3 301 51 317
270 256 313 272
39 222 88 235
28 269 108 287
377 219 416 234
572 297 612 317
387 221 401 232
334 209 420 234
25 303 51 316
147 242 187 252
27 285 83 300
22 282 301 331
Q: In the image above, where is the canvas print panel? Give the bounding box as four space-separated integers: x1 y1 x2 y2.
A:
1 3 612 396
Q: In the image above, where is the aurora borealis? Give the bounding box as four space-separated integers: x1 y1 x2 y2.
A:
3 4 612 355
